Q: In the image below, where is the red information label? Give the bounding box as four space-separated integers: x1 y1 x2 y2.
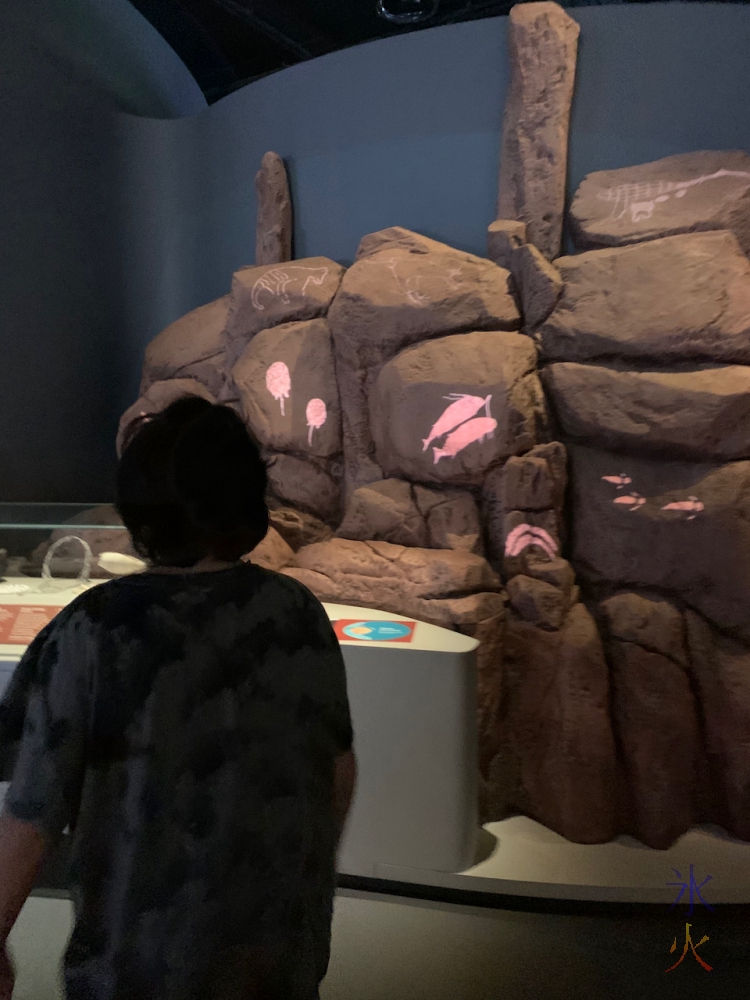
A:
333 619 416 643
0 605 64 646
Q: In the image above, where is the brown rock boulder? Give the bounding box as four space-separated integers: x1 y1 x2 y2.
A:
266 454 341 525
232 318 342 458
601 589 686 662
482 443 567 571
493 510 562 578
543 362 750 461
267 506 333 550
291 538 500 606
487 219 527 270
509 244 563 329
337 480 427 548
497 2 580 260
483 603 617 842
141 295 229 395
331 236 521 496
223 257 345 362
355 227 488 265
334 358 387 495
570 150 750 256
540 231 750 364
370 331 546 486
524 555 575 600
569 445 750 641
413 486 483 554
286 564 504 634
255 152 292 266
600 593 703 848
117 378 215 456
506 575 565 630
337 479 484 553
328 248 520 371
490 447 566 512
245 527 296 572
686 612 750 839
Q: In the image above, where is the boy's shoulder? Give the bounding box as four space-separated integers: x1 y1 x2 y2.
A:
64 563 326 621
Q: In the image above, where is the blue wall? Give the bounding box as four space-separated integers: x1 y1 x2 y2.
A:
0 0 203 502
5 2 750 499
1 0 206 118
120 2 750 400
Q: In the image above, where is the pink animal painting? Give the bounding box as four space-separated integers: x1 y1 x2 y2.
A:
613 493 646 511
602 474 632 489
266 361 291 416
423 394 492 451
433 416 497 464
505 524 558 561
661 496 704 520
306 398 327 445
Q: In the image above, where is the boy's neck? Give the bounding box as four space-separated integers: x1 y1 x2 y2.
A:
149 556 240 575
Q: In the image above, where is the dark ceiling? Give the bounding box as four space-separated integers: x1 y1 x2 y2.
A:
130 0 745 104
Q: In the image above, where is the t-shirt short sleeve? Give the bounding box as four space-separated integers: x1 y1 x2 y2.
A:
297 587 353 755
1 603 93 840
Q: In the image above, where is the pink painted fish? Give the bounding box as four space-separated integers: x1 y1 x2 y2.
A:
614 493 645 510
266 361 291 415
433 416 497 463
602 474 632 488
306 398 327 445
422 394 491 451
505 524 558 560
661 496 704 520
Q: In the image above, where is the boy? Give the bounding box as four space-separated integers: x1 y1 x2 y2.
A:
0 397 356 999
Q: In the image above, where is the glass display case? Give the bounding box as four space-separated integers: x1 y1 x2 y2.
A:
0 502 142 865
0 501 139 698
0 502 137 585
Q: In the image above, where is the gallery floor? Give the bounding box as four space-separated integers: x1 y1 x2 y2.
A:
8 882 750 1000
6 815 750 1000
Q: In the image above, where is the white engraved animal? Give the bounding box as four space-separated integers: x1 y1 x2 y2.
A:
596 168 750 224
251 266 329 311
377 256 465 308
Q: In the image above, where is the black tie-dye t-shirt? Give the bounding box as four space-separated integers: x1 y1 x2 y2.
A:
0 563 353 1000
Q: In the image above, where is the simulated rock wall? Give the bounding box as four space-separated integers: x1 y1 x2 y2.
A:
120 148 750 851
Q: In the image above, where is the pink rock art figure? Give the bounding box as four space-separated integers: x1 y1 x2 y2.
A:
613 492 646 511
306 398 327 445
597 169 750 224
661 496 704 520
422 394 492 451
602 473 632 489
266 361 291 416
251 266 330 311
433 416 497 464
505 524 559 561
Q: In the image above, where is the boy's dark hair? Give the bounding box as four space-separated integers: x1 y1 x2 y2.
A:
116 397 269 567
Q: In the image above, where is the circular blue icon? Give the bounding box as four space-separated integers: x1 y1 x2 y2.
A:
342 620 412 642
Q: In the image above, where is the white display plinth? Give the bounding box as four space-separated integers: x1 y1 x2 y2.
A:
323 604 480 878
0 584 482 881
